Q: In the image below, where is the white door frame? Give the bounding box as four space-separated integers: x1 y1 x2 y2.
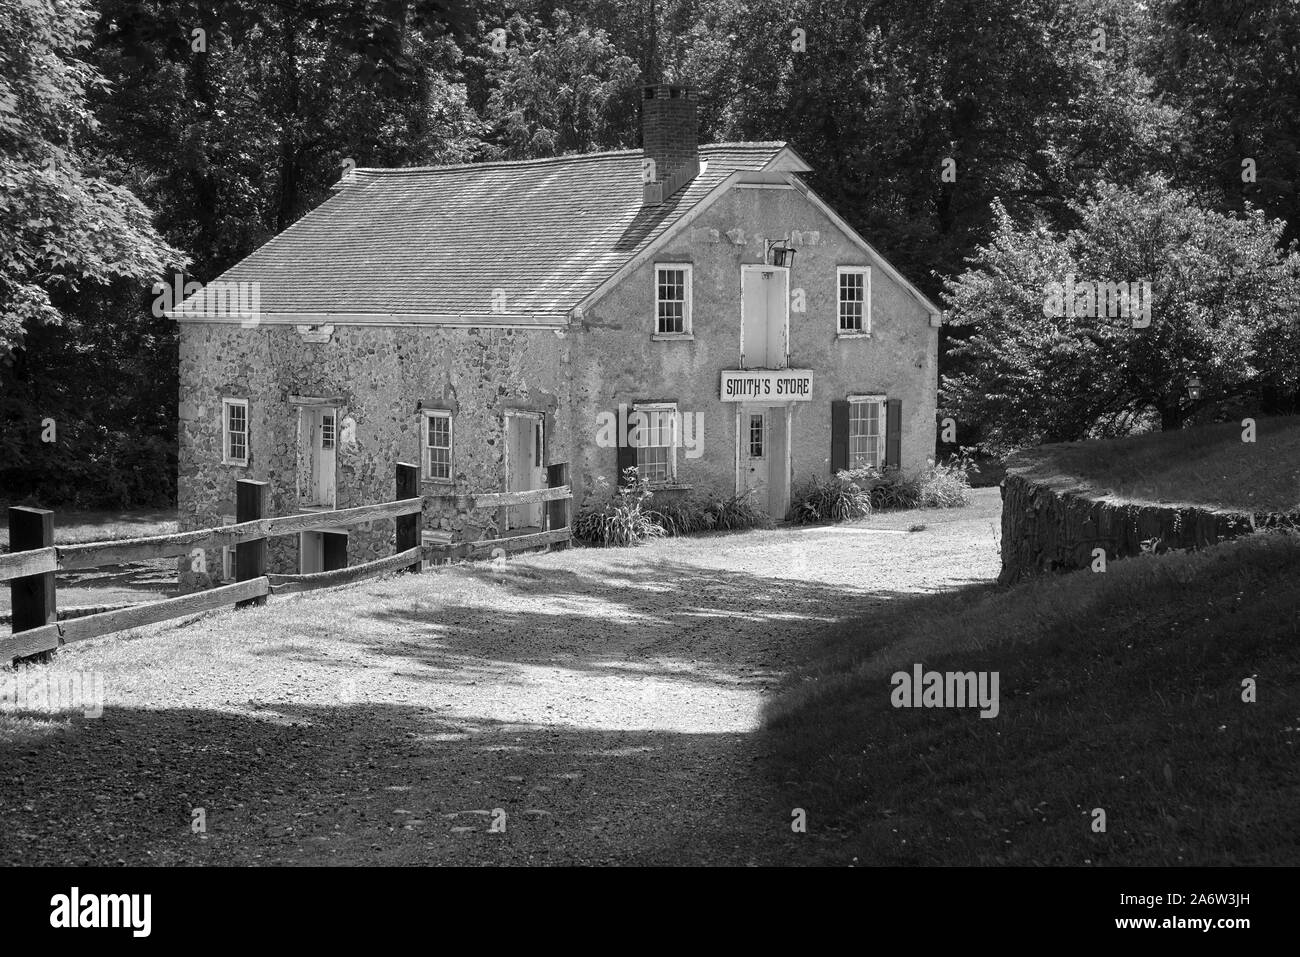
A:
739 264 790 370
503 411 545 529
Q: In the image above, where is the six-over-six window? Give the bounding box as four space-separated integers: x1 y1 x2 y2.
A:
222 398 249 466
422 410 453 482
838 266 871 334
848 395 885 469
655 264 692 335
633 402 678 483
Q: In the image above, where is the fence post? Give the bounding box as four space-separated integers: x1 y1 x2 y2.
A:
235 479 269 608
546 462 570 550
396 462 422 573
9 507 56 642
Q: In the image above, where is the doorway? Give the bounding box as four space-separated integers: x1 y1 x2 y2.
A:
738 405 790 520
300 530 347 573
298 406 337 509
740 265 789 369
504 412 545 531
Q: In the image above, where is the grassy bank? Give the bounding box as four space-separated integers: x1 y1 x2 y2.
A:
1006 415 1300 512
762 530 1300 865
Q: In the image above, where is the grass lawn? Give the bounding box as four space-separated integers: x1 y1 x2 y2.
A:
1006 415 1300 513
762 529 1300 865
0 509 179 616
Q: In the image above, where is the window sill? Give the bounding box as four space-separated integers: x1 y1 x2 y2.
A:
296 504 335 513
651 333 694 341
420 478 455 487
837 331 872 339
647 482 692 491
221 460 249 468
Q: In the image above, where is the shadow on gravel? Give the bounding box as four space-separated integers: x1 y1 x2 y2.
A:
320 561 938 683
0 701 803 866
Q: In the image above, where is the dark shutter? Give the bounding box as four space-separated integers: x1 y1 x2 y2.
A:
830 400 850 473
885 398 902 470
323 532 348 572
616 442 638 485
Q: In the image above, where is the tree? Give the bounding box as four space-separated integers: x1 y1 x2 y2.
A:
942 177 1300 453
0 0 184 357
474 11 640 160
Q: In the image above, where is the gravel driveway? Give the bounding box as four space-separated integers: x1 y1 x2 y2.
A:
0 490 1000 865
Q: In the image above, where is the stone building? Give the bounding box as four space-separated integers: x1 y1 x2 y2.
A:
171 84 941 589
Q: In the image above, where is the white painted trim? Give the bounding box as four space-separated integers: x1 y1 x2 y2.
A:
421 409 454 483
739 264 790 369
837 265 872 334
654 263 693 336
221 398 249 467
630 401 679 484
733 183 797 190
171 312 568 330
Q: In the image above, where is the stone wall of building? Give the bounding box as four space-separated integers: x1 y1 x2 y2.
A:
177 322 571 591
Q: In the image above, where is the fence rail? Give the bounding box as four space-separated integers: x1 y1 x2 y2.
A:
3 463 571 663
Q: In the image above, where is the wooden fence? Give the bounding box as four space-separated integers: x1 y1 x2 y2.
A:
1 462 571 663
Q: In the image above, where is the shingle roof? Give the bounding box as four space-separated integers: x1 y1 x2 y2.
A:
173 143 795 325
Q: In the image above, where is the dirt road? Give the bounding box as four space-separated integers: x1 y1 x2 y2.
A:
0 491 1000 865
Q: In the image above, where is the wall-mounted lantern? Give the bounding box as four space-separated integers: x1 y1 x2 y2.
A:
766 239 795 269
1187 376 1203 401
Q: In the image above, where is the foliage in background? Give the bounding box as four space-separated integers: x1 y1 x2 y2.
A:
943 177 1300 454
4 0 1300 506
0 0 185 357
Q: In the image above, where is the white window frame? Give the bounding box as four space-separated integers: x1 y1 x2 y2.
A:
220 516 237 582
632 401 678 485
422 410 454 483
222 398 249 466
847 394 886 470
837 266 872 336
654 263 693 337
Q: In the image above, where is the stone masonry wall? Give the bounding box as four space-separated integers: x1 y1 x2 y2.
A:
177 322 571 591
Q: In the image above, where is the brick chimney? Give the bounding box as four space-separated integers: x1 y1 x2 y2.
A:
641 84 700 206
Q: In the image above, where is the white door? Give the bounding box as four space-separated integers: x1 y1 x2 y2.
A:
298 407 336 508
741 266 789 369
315 409 336 507
505 414 544 530
741 409 771 514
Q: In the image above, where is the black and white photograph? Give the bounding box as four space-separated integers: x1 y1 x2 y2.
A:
0 0 1294 932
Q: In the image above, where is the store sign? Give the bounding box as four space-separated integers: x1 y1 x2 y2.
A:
720 369 814 402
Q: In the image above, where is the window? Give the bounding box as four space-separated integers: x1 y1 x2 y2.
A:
422 411 453 482
321 412 336 451
655 264 692 335
222 398 249 466
633 402 677 484
848 395 885 469
748 414 766 459
838 266 871 334
221 516 237 582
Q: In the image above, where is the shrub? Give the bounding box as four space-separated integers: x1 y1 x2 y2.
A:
704 490 771 531
647 489 772 536
917 451 978 508
787 471 874 524
571 469 666 546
